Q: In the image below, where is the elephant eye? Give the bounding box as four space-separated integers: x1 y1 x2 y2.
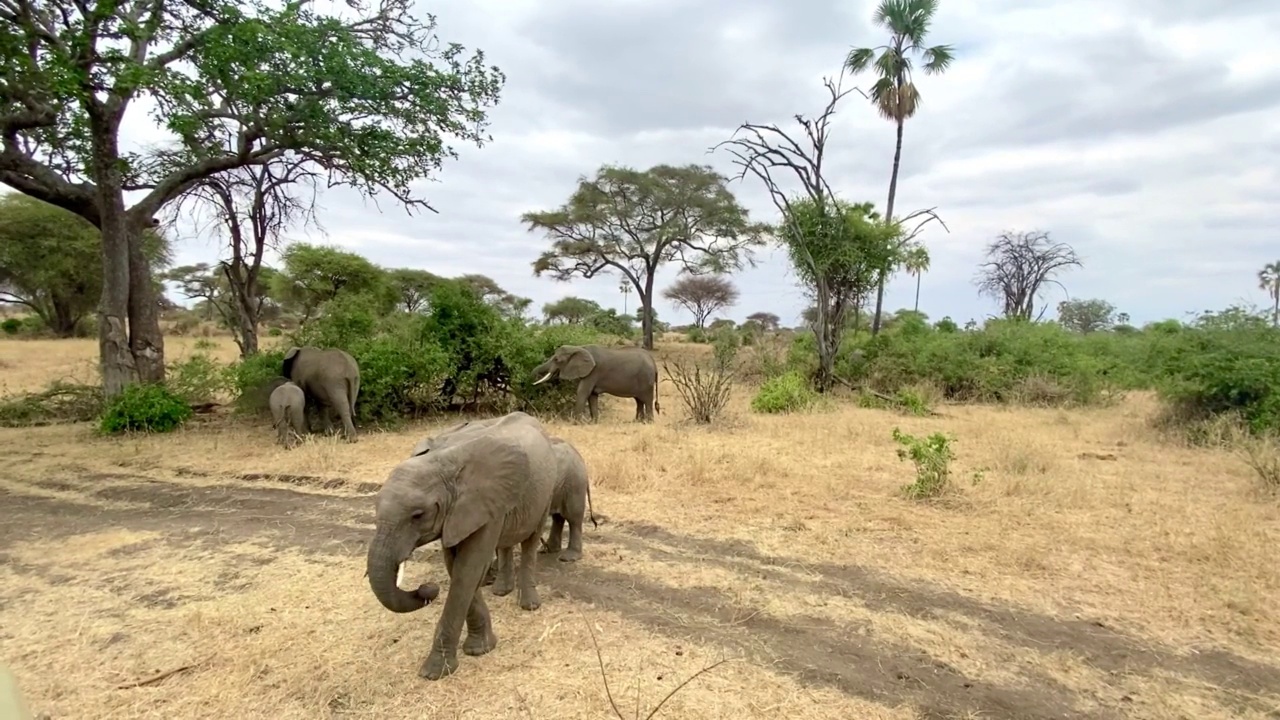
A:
411 510 425 521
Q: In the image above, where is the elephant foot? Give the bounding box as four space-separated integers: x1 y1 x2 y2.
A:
462 627 498 657
518 587 541 611
418 651 459 681
558 548 582 563
491 578 514 597
537 544 559 556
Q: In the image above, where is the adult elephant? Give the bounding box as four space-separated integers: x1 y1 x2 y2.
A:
282 346 361 442
366 411 559 680
531 344 660 423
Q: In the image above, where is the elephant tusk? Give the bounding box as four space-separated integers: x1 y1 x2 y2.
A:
396 562 406 588
532 372 554 386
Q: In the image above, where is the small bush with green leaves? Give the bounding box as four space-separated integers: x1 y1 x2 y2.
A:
224 349 288 415
99 383 193 434
892 427 955 500
1 318 21 335
167 353 230 405
750 371 817 414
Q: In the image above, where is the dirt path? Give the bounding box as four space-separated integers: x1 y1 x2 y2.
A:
3 474 1279 719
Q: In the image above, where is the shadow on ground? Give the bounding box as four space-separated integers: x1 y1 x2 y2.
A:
3 475 1278 720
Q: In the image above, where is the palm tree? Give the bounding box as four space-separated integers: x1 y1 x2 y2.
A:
902 243 931 312
846 0 954 335
1258 261 1280 327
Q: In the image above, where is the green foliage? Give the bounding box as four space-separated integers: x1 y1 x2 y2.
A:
271 244 390 322
224 349 288 415
892 428 956 500
0 194 169 337
1057 298 1117 333
1153 322 1280 434
543 296 603 325
166 354 231 406
1 318 20 335
750 371 818 414
99 384 193 435
386 268 444 313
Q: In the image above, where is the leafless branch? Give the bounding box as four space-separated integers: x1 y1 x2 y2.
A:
974 230 1082 321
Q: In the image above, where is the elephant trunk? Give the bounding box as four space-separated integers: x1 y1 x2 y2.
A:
366 530 426 614
531 361 555 386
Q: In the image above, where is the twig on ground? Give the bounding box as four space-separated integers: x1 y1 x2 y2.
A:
584 618 730 720
115 657 208 689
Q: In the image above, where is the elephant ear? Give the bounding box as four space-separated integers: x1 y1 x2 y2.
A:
560 348 596 380
282 347 301 378
441 433 531 548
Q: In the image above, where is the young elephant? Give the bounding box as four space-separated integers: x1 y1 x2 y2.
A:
269 380 307 448
367 411 559 681
539 437 597 562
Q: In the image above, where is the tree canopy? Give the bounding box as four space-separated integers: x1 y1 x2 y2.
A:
523 163 766 349
663 275 740 329
0 0 505 393
0 193 169 336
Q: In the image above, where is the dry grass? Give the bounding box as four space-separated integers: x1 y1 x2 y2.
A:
1 336 1279 719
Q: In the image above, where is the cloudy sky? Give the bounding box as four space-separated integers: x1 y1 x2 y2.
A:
145 0 1280 327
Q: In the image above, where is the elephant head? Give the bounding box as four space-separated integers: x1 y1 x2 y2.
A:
532 345 595 386
366 433 531 614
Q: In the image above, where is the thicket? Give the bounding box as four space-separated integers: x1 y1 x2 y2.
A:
224 278 609 426
721 305 1280 436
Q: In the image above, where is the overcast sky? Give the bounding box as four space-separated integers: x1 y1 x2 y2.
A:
140 0 1280 327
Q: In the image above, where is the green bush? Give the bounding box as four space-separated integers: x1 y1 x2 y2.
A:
893 427 955 500
1154 325 1280 434
224 349 287 414
167 353 230 405
99 383 193 434
750 371 817 414
1 318 21 335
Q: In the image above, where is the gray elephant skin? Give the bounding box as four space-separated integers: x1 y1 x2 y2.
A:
368 411 559 680
282 346 360 441
269 380 307 448
540 436 597 563
531 344 661 422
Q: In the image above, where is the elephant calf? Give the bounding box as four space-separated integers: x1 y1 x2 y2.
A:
540 436 597 562
269 381 307 448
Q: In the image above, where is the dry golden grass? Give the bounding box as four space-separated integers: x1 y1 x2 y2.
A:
2 335 1279 719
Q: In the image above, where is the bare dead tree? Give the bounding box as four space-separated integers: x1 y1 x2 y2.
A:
169 155 324 356
711 70 945 392
975 230 1081 321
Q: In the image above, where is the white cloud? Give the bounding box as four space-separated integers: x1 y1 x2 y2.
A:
16 0 1280 328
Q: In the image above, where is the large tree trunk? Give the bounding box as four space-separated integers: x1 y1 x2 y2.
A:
871 116 907 336
127 233 165 383
90 127 138 398
640 274 656 350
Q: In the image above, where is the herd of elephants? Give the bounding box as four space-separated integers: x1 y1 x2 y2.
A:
266 342 664 680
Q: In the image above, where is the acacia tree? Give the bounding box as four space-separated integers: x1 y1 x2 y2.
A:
0 0 504 396
456 274 532 321
524 163 766 350
714 73 940 391
746 311 780 331
1257 261 1280 328
975 230 1081 321
543 296 602 325
1056 298 1115 333
846 0 955 335
663 275 739 329
386 268 443 313
170 158 320 356
270 243 387 324
0 193 169 336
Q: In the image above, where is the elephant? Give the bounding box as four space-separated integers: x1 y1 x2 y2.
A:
538 436 597 563
282 346 360 442
531 344 661 423
368 411 559 680
269 380 307 448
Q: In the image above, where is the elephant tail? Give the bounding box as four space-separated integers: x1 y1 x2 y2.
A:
653 367 661 415
345 375 358 419
586 476 599 527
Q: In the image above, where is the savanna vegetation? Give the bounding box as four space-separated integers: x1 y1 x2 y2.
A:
2 0 1278 717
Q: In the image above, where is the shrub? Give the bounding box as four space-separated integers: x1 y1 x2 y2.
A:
893 427 955 500
664 354 734 424
99 383 193 434
1154 325 1280 435
225 349 287 415
1 318 20 335
750 371 816 414
167 353 230 405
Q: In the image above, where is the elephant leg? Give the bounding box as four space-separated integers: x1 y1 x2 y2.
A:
320 405 335 435
633 398 643 422
334 394 358 443
587 393 600 423
560 509 584 563
481 554 497 586
574 382 592 423
490 545 516 597
421 525 499 680
288 405 306 447
516 532 542 611
540 514 565 555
